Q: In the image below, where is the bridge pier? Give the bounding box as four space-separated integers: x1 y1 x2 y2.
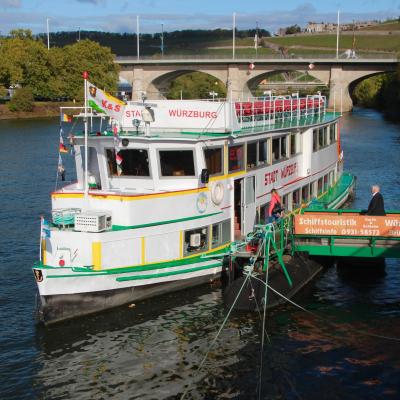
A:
328 67 354 112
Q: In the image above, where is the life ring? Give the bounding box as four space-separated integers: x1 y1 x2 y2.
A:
211 182 224 205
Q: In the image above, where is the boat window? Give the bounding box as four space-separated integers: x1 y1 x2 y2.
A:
318 178 323 194
290 133 297 155
228 145 244 172
272 138 280 162
247 142 257 170
81 146 101 189
159 150 195 177
272 136 287 163
204 147 223 176
106 148 150 177
211 220 230 248
302 185 309 203
313 130 318 152
260 203 268 224
318 128 325 148
282 194 289 211
330 123 336 143
258 139 269 165
292 189 301 210
324 174 329 190
184 226 209 256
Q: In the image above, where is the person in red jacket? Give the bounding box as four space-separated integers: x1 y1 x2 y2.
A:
267 189 283 223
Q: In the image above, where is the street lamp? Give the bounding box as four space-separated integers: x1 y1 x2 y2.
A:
46 17 50 50
77 26 81 42
209 91 218 101
161 23 164 57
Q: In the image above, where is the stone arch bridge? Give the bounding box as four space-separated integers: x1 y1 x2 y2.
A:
117 58 398 111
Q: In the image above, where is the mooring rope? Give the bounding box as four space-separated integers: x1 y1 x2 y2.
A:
250 274 400 343
257 232 271 400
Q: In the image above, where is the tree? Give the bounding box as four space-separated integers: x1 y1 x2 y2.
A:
167 72 226 100
8 87 34 111
285 25 301 35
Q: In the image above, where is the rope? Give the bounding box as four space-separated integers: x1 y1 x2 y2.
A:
180 271 252 400
250 274 400 343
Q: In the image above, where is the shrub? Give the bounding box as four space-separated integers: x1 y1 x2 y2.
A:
8 87 34 112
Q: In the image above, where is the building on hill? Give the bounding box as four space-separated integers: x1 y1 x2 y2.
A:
305 20 378 33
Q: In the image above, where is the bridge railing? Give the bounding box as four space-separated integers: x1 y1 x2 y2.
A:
116 53 398 62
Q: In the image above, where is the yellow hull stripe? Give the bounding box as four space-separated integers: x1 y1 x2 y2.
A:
92 242 102 271
42 239 46 265
141 237 146 264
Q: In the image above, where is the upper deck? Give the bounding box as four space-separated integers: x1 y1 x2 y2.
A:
67 94 336 142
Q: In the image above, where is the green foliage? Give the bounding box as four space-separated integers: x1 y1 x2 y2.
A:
8 87 34 111
167 72 227 100
352 75 386 108
285 25 301 35
0 86 7 98
0 33 119 101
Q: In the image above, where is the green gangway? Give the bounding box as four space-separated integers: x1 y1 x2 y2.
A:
291 209 400 258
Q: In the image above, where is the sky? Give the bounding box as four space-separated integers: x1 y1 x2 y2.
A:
0 0 399 34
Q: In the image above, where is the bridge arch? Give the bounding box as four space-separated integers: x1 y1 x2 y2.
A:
245 69 327 97
150 69 227 99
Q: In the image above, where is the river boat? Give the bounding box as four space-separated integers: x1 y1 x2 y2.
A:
32 76 354 324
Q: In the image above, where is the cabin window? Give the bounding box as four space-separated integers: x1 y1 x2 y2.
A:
330 123 337 143
318 128 325 148
313 130 318 152
292 189 301 209
204 147 223 176
272 136 287 162
258 139 269 165
184 226 209 256
311 181 317 198
260 203 268 223
81 146 101 189
106 148 150 177
247 142 257 169
282 194 289 211
228 145 244 172
159 150 195 177
290 133 298 155
318 178 323 194
302 185 309 203
324 174 329 190
211 220 231 248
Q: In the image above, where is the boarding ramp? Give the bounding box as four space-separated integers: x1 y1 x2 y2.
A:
293 210 400 258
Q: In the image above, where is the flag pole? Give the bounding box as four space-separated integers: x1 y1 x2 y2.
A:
137 15 140 60
83 71 89 209
39 216 43 262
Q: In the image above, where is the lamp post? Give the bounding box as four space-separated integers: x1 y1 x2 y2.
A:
136 15 140 60
78 26 81 42
46 17 50 50
161 23 164 57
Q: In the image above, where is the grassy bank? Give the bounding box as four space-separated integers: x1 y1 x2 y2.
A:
0 101 76 120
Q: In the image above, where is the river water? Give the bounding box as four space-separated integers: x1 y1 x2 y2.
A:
0 108 400 399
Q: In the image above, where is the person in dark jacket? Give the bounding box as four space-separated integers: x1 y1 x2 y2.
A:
362 185 386 216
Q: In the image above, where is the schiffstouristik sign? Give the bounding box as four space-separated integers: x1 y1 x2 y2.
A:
294 213 400 237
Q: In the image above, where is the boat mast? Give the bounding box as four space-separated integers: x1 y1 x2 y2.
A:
83 71 89 209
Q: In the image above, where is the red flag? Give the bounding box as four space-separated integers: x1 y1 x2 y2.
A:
59 135 68 153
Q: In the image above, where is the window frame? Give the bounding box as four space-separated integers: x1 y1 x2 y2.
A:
228 144 245 173
204 146 224 177
105 147 152 178
157 148 197 179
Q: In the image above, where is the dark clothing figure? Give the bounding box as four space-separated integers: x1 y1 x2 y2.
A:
365 192 385 216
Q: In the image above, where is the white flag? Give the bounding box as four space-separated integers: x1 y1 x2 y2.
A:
87 82 126 122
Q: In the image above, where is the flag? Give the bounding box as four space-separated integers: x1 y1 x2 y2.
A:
58 155 66 181
87 81 126 121
59 134 68 153
116 152 123 165
62 113 72 123
41 217 51 239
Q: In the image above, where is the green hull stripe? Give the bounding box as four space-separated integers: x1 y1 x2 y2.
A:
112 211 222 231
116 262 222 282
44 246 229 278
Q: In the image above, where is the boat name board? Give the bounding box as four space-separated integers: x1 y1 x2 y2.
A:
294 213 400 237
265 162 298 186
122 100 239 131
